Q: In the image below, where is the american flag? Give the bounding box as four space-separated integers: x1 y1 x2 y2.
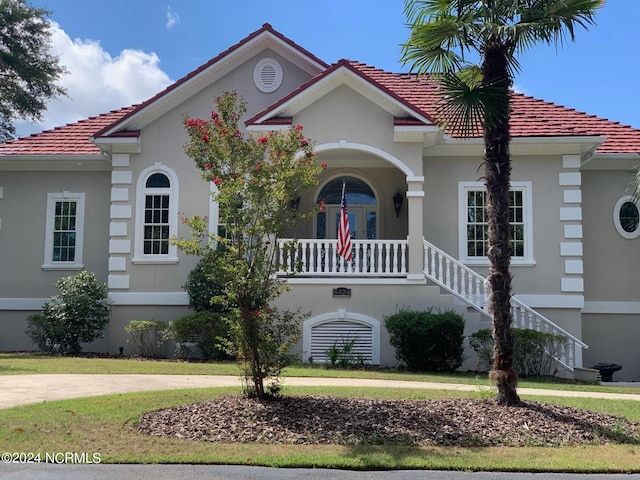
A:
337 186 352 261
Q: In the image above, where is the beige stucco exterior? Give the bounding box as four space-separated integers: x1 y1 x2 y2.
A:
1 26 638 381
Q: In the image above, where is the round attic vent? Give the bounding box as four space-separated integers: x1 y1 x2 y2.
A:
254 58 283 93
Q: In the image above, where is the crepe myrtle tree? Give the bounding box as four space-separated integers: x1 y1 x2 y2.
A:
175 91 325 399
402 0 602 405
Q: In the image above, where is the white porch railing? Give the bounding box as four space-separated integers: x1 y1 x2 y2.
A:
423 239 588 372
276 239 408 276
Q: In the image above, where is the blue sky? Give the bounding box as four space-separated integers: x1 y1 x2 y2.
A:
18 0 640 136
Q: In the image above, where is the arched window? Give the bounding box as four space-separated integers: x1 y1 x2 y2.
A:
134 164 179 263
613 196 640 239
315 177 377 240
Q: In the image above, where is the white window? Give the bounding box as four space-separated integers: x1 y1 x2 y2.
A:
613 195 640 239
43 192 85 270
133 164 179 263
458 182 534 265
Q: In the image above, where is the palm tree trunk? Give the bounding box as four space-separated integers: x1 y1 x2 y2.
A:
482 41 521 406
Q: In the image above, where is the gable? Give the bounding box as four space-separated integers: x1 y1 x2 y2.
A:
93 24 328 140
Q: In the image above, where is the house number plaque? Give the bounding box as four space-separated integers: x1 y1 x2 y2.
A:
332 287 351 297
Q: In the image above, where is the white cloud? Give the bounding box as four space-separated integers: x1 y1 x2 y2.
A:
166 6 180 29
15 22 173 137
512 84 528 96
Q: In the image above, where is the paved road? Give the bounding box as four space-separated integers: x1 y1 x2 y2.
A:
1 464 639 480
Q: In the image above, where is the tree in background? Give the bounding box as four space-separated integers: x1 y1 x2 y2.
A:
0 0 66 142
176 91 325 399
402 0 602 405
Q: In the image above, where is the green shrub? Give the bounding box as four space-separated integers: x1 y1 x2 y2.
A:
469 328 570 377
168 311 231 360
183 249 229 313
26 271 110 354
384 308 465 372
324 334 365 369
124 320 172 358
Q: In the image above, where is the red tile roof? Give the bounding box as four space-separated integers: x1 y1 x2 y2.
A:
347 62 640 153
1 26 638 157
0 106 137 156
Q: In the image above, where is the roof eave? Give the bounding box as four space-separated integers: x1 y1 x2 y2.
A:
95 25 328 138
247 62 436 127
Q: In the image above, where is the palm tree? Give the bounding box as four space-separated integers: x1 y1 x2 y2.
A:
402 0 602 405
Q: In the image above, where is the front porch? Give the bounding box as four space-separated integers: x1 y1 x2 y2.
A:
277 238 409 276
276 237 587 375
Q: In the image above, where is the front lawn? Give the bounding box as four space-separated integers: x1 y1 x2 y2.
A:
0 386 638 472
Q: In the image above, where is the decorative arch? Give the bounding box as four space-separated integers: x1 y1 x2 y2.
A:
310 140 417 178
302 310 380 364
133 162 179 263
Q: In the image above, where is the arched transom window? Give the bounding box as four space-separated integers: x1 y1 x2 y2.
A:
316 177 377 240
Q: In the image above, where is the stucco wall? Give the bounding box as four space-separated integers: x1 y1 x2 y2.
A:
424 154 568 296
583 313 640 381
582 170 640 300
0 170 110 297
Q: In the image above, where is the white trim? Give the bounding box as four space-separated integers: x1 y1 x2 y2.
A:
108 275 130 289
251 66 434 127
562 154 581 169
111 153 130 168
253 57 283 93
42 192 85 270
307 142 417 178
208 181 220 237
558 172 581 186
111 187 129 202
512 294 584 309
302 311 380 364
560 242 583 256
109 222 127 236
583 301 640 314
0 186 3 199
108 257 127 271
564 259 584 275
559 207 582 221
107 292 189 305
561 277 584 293
111 171 132 184
110 205 132 219
109 239 131 254
0 298 49 310
286 277 417 285
564 225 583 239
130 257 179 264
563 190 582 204
613 195 640 239
134 163 179 261
458 181 534 264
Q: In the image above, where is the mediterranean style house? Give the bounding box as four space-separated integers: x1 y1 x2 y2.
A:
1 24 639 379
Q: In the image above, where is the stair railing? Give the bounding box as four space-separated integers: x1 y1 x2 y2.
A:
423 239 587 372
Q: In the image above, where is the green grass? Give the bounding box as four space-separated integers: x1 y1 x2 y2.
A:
1 353 639 395
0 386 638 472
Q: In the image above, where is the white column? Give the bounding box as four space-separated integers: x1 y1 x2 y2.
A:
406 176 425 282
108 153 132 290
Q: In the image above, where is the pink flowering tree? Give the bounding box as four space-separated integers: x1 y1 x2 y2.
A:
176 91 324 399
